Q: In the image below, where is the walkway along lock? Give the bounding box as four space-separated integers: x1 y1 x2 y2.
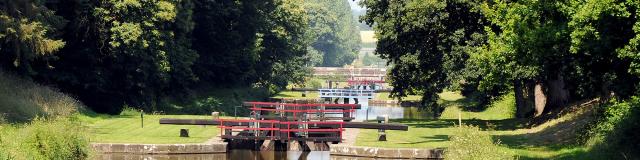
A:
159 102 409 150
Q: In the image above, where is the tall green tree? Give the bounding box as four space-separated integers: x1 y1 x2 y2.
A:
37 0 199 113
192 0 310 92
0 0 66 75
92 0 198 112
468 0 639 117
360 0 487 115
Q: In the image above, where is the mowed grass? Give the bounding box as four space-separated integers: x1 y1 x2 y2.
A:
440 92 515 120
357 119 457 148
272 91 319 99
80 113 226 144
356 91 593 159
357 91 514 148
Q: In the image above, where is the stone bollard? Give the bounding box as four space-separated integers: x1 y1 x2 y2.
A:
180 129 189 137
377 115 389 141
212 112 219 119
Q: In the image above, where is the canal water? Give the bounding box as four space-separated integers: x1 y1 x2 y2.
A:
96 99 430 160
355 105 432 121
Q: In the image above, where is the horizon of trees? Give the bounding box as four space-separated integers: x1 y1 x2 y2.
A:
360 0 639 117
0 0 360 114
305 0 361 67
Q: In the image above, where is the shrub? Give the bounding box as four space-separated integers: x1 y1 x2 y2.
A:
445 125 514 160
586 96 640 158
0 118 90 160
178 97 224 115
119 106 142 116
307 78 323 89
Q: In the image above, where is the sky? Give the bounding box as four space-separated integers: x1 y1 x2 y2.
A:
348 0 365 12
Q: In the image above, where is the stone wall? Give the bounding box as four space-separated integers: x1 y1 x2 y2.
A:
330 145 443 159
91 143 227 154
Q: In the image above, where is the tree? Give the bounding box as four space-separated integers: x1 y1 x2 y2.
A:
0 0 66 75
360 0 487 116
0 0 313 114
192 0 310 91
305 0 360 67
469 0 640 117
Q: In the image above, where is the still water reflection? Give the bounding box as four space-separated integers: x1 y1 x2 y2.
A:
328 99 433 121
355 105 432 121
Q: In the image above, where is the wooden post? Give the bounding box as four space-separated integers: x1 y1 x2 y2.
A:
180 129 189 137
458 111 462 127
140 109 144 128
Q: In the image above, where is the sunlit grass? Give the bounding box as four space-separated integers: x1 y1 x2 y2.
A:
356 119 456 148
440 92 515 120
357 91 594 159
272 91 319 99
80 112 227 144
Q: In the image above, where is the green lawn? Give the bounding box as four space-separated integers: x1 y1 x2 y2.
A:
439 92 515 120
375 92 422 101
272 91 319 99
356 91 592 159
80 113 226 144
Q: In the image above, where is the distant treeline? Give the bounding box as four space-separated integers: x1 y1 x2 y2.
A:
305 0 361 67
0 0 358 114
360 0 640 116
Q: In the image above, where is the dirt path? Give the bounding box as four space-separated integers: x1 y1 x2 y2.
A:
337 128 360 146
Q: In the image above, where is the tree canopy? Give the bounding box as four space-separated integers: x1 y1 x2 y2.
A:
360 0 640 117
360 0 487 115
0 0 314 114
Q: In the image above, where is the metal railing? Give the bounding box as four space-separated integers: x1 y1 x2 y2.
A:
318 89 375 99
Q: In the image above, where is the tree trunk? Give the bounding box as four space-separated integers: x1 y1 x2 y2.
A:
544 73 570 112
513 80 533 118
514 80 535 118
533 83 546 117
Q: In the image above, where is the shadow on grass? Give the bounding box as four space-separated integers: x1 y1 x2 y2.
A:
439 97 479 110
394 118 528 130
399 135 450 144
495 108 592 149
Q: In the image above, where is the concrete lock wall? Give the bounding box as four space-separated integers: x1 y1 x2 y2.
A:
92 142 442 159
330 145 444 159
91 143 227 154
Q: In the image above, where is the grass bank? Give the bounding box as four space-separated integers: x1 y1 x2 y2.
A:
0 71 82 122
356 91 596 159
0 71 91 159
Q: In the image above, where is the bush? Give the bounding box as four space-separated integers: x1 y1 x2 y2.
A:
306 78 323 89
186 97 223 115
119 106 142 116
445 125 514 160
0 117 90 160
586 96 640 158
